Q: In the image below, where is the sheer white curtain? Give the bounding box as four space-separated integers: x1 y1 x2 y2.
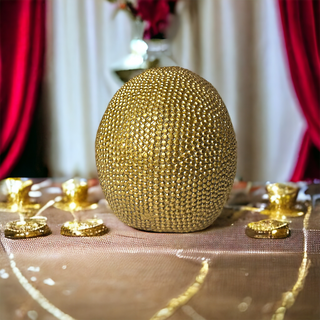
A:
46 0 305 181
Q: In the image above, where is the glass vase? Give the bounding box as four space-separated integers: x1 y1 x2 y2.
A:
112 19 176 83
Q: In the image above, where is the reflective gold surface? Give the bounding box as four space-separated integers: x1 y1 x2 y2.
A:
0 178 40 217
8 253 75 320
260 204 306 219
267 183 298 210
60 219 108 237
261 183 304 218
245 219 290 239
96 66 237 232
151 260 209 320
271 203 312 320
5 219 51 239
53 178 98 213
0 184 319 320
52 179 107 237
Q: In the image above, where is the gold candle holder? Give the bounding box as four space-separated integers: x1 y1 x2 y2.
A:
0 178 40 217
54 178 98 213
54 178 108 237
1 178 51 239
260 182 307 219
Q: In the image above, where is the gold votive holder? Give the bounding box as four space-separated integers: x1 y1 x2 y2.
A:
260 182 306 218
0 178 40 217
267 182 298 211
62 178 88 204
54 178 98 213
54 178 107 237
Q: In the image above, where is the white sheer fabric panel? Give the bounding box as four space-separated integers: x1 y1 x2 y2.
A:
46 0 130 177
46 0 305 181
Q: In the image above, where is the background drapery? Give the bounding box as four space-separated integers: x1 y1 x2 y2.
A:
278 0 320 182
0 0 46 179
45 0 305 181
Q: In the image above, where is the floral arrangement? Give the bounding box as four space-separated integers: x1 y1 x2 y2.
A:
107 0 178 39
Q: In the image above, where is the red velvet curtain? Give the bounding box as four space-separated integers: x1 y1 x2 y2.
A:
0 0 46 179
278 0 320 181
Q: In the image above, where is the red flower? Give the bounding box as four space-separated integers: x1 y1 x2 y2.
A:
136 0 177 39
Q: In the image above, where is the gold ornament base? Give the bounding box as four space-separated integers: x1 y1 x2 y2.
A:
246 219 290 239
5 219 51 239
60 219 108 237
260 203 307 218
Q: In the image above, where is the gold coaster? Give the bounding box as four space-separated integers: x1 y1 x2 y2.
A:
60 219 108 237
5 219 51 239
246 219 290 239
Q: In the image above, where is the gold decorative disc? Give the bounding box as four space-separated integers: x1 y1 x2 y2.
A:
5 219 51 239
60 219 108 237
246 219 290 239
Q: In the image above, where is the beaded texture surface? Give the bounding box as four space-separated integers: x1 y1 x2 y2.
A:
96 67 237 232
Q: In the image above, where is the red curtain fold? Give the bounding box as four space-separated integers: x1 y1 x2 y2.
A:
278 0 320 181
0 0 46 179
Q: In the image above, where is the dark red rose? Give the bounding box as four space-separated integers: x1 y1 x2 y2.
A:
136 0 177 39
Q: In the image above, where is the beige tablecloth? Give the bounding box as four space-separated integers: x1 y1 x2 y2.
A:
0 185 319 320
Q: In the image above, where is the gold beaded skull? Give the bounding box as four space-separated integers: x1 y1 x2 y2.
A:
96 67 237 232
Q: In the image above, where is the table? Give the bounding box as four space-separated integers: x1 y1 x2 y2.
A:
0 182 319 320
